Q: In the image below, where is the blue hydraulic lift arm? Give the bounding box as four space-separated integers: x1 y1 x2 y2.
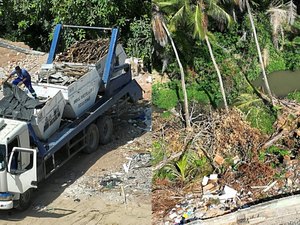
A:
47 24 62 64
102 28 119 89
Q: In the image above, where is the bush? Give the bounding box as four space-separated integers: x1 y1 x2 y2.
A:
126 16 152 69
245 106 276 135
152 83 179 110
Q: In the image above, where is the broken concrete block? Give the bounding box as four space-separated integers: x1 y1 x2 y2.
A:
219 185 237 200
202 176 209 186
233 155 240 164
203 183 220 194
203 183 215 193
169 212 177 219
209 174 218 181
214 154 224 165
287 178 293 187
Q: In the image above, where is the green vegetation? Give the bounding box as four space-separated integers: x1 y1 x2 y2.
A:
0 0 151 53
287 91 300 103
152 82 210 110
155 151 213 184
267 145 290 157
152 140 166 166
126 16 152 68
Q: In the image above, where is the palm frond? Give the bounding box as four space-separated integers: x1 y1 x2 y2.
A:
236 0 246 12
267 0 297 49
169 5 185 32
285 0 297 25
234 93 262 109
154 0 180 7
194 3 207 40
206 31 217 44
152 12 168 47
154 0 185 17
267 7 287 47
207 1 233 28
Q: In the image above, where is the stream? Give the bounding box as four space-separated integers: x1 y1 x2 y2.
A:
253 70 300 97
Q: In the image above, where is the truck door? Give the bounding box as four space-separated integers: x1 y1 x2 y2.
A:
6 148 37 193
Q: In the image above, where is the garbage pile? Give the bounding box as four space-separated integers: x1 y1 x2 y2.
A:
164 174 239 225
99 153 152 193
55 39 110 64
122 153 152 192
63 152 151 202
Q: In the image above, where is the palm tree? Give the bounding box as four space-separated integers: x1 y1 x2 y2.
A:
267 0 297 50
193 0 231 112
152 6 192 129
155 0 231 113
234 0 274 105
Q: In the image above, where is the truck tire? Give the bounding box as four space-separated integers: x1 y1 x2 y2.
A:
16 189 32 210
97 116 113 145
84 123 100 153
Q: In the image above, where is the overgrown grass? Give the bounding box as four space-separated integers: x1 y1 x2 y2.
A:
152 82 210 110
246 107 276 135
234 93 276 134
287 91 300 103
151 140 166 166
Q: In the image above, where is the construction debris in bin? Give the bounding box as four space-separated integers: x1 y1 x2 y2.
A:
38 63 92 85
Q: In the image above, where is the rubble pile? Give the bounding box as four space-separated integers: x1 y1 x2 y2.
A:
56 39 110 64
162 160 300 225
122 153 152 192
63 152 151 202
38 63 92 85
163 174 240 225
98 152 152 193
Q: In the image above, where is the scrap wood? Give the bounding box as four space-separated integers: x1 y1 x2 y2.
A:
261 98 300 150
56 39 109 63
263 181 277 192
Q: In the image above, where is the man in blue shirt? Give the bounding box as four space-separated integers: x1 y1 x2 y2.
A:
9 66 37 99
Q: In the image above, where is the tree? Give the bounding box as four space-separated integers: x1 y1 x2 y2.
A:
193 0 231 113
234 0 274 105
152 7 192 129
267 0 297 50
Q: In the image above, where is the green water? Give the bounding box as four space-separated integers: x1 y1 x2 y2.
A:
253 70 300 97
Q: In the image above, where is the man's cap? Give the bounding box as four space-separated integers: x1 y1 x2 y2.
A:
15 66 21 71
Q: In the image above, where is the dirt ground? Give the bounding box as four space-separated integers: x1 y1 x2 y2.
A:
0 41 152 225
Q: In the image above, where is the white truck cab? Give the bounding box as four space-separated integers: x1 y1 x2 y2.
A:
0 118 37 209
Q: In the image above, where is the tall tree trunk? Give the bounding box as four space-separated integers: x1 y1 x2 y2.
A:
162 22 191 129
246 0 273 105
205 35 229 113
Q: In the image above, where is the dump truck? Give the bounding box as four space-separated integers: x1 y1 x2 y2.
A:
0 24 142 210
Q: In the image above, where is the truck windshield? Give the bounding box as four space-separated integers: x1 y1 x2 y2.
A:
0 145 5 171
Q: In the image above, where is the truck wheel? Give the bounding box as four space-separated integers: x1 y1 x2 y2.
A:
16 189 32 210
97 116 113 145
84 123 100 153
